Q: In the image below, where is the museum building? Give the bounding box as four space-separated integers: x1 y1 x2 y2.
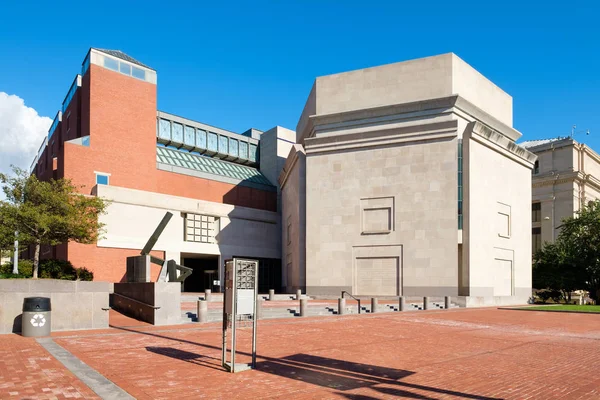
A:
30 49 536 304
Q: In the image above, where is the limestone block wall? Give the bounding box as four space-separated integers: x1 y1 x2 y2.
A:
279 145 306 292
304 124 459 296
0 280 110 334
464 124 533 299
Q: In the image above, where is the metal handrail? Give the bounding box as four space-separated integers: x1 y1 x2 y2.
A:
112 292 161 310
341 291 361 314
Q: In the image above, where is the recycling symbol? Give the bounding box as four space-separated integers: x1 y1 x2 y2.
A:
30 314 46 327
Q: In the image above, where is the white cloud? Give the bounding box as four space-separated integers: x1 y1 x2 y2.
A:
0 92 52 176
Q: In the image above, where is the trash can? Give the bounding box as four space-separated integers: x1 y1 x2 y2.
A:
22 297 51 337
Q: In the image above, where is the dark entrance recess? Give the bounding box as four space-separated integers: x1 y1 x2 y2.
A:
234 256 282 294
181 256 219 293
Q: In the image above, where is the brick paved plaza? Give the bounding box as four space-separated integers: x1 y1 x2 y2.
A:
1 308 600 399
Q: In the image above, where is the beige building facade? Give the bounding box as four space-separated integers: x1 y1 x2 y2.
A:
280 53 537 305
521 138 600 253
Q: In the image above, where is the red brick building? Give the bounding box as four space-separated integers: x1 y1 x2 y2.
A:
30 49 294 291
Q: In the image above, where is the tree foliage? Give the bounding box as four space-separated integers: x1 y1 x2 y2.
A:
534 200 600 302
0 167 107 278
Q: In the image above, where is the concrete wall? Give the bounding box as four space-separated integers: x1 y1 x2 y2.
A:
94 185 280 283
464 123 533 299
0 279 110 334
113 282 181 326
279 145 306 292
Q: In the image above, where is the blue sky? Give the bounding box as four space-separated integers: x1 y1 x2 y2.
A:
0 0 599 162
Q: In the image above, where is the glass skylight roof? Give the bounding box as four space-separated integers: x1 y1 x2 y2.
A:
156 146 273 187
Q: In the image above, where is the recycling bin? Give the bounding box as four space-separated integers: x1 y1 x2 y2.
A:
22 297 51 337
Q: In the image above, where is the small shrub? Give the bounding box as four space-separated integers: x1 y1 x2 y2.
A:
39 259 77 280
0 259 34 278
76 267 94 281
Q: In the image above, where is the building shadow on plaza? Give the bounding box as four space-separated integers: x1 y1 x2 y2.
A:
113 325 501 400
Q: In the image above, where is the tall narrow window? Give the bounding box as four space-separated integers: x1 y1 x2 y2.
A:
458 139 463 229
532 202 541 223
533 160 539 175
532 227 542 255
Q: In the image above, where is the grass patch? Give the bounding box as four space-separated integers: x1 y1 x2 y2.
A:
517 305 600 314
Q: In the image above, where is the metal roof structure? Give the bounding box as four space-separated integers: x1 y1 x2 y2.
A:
156 146 274 188
94 48 152 69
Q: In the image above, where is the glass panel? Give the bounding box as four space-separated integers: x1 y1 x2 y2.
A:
184 126 195 146
249 144 257 162
158 119 171 139
196 129 207 148
207 132 218 151
239 141 248 159
172 123 184 143
82 136 90 147
229 138 238 157
82 54 90 76
103 56 119 71
219 135 228 153
96 174 109 185
119 62 131 75
132 66 146 80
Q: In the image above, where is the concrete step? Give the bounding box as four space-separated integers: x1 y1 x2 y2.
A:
181 301 461 323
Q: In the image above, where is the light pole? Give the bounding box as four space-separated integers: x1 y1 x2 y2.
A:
12 231 18 274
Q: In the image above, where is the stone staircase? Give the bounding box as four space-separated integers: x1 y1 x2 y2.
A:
181 299 460 323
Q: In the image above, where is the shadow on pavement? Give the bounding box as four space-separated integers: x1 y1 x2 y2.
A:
112 325 501 400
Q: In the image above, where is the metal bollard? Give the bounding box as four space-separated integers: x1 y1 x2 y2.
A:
399 296 405 312
445 296 451 309
299 299 308 317
204 289 212 302
371 298 378 313
296 289 302 300
423 296 429 310
269 289 275 301
197 300 208 323
338 297 346 315
256 298 263 320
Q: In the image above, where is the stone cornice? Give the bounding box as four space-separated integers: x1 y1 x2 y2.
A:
304 120 458 155
532 170 600 191
279 144 305 188
298 94 522 144
467 121 537 168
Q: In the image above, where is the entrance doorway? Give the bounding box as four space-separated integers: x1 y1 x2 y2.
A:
181 255 219 293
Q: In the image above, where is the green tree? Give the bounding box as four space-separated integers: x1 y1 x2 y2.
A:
0 167 107 279
534 200 600 303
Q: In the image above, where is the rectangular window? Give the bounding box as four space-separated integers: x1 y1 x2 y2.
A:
131 66 146 80
103 57 119 71
196 129 207 149
249 143 258 162
229 138 238 157
184 126 195 146
119 62 131 75
239 141 249 159
533 160 540 175
219 135 228 153
207 132 218 151
95 173 110 185
158 119 171 139
532 227 542 255
532 202 541 223
172 123 184 143
184 213 218 243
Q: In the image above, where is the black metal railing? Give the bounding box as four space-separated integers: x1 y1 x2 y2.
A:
341 291 361 314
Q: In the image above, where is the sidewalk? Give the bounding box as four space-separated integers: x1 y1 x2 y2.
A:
2 307 600 399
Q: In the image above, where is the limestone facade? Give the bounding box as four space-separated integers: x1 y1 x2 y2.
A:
521 138 600 253
281 53 536 303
